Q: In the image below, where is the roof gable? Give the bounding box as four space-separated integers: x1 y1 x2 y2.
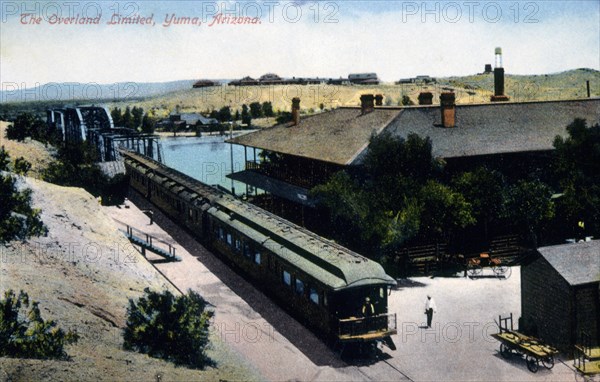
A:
537 240 600 286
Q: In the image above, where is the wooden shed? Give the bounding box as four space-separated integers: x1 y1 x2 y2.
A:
521 240 600 352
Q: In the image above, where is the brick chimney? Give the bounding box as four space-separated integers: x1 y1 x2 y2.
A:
291 97 300 125
440 92 456 128
360 94 375 115
418 92 433 105
375 94 384 106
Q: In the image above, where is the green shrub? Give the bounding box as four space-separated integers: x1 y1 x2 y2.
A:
123 288 214 369
0 290 79 359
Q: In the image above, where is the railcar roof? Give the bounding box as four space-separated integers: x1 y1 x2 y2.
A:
121 150 396 290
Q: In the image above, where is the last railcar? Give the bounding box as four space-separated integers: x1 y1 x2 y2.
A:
121 149 397 350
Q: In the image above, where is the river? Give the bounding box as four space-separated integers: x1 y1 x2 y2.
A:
160 133 258 195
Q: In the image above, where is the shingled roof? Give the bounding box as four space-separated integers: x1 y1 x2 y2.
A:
384 99 600 159
537 240 600 286
229 98 599 164
229 108 401 165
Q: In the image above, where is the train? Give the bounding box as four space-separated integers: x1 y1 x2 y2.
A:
121 149 398 352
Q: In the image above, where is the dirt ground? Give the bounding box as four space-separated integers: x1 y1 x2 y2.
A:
106 191 597 382
0 177 260 382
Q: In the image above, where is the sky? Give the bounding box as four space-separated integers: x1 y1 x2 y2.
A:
1 0 599 87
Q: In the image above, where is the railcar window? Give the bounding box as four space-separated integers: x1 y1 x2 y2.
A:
380 287 385 298
322 292 328 306
254 252 261 265
235 238 242 252
243 243 251 258
295 278 304 295
282 270 291 286
188 209 193 219
309 288 319 304
226 233 232 246
218 227 224 240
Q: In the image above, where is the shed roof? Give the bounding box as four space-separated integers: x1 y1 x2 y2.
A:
537 240 600 286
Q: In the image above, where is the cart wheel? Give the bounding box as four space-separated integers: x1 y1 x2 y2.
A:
493 265 509 277
526 355 539 373
541 355 554 369
467 264 482 277
500 343 511 358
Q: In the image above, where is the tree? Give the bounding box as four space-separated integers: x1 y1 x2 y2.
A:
131 106 144 129
552 119 600 237
111 107 123 126
0 173 47 242
262 101 274 117
401 95 414 106
14 157 32 175
0 146 9 171
249 102 263 119
503 179 555 247
241 104 251 126
452 167 505 237
122 106 133 129
217 106 232 123
141 114 156 134
6 113 36 141
123 288 214 369
0 290 78 359
418 180 475 241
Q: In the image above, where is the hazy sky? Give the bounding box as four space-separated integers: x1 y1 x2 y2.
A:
1 1 599 86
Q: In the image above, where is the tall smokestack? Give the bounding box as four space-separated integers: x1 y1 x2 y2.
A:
491 47 509 102
360 94 375 114
440 92 456 128
291 97 300 125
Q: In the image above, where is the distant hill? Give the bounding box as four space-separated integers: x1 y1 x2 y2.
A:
0 80 199 103
1 69 597 119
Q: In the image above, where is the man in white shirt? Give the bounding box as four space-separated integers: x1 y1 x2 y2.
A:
424 295 437 328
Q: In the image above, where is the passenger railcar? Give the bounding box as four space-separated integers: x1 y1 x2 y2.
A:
121 150 397 351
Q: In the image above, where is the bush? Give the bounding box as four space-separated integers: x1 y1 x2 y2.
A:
123 288 214 369
14 157 32 175
0 290 79 359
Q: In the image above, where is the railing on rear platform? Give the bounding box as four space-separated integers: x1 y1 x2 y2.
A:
338 313 397 341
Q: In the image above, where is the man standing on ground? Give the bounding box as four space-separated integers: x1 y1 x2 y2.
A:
424 295 437 328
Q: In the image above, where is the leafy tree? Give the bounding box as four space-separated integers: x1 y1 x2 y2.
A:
0 148 46 242
217 106 232 123
319 103 325 111
552 119 600 236
262 101 274 117
241 104 251 126
364 131 441 184
0 146 9 171
141 114 156 134
14 157 32 175
418 180 475 240
209 109 218 120
122 106 133 129
503 179 555 247
276 112 292 124
111 107 123 126
0 290 78 359
123 288 214 369
452 167 505 237
249 102 263 119
6 113 37 141
401 95 415 106
131 106 144 129
234 109 240 121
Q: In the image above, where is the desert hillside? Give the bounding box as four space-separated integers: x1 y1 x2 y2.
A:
0 176 259 381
